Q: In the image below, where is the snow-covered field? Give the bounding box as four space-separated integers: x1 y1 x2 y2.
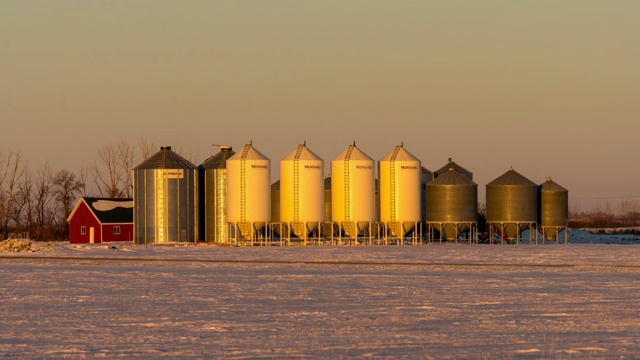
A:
2 232 640 359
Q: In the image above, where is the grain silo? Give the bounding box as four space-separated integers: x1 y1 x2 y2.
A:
421 167 434 223
133 146 198 244
379 145 421 238
198 146 235 243
226 143 271 240
331 143 376 238
270 180 281 230
486 167 538 243
435 158 473 181
538 177 569 243
280 143 324 240
426 168 478 242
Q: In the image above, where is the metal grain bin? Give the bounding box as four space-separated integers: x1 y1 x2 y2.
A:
426 168 478 239
421 167 433 222
331 143 376 238
324 176 332 223
486 167 537 240
198 146 235 243
280 143 324 238
226 143 271 238
134 146 198 244
270 180 281 236
538 177 569 240
379 145 421 237
434 158 473 181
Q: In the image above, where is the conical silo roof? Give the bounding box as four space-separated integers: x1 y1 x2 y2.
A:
435 158 473 178
380 145 420 162
332 144 373 161
134 146 196 170
487 167 537 186
428 168 477 186
283 144 322 161
228 143 269 161
271 180 280 190
198 146 235 170
540 177 568 192
422 167 433 177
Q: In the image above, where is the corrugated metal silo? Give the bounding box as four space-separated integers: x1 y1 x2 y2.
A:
486 167 538 241
331 143 376 238
435 158 473 181
379 145 421 237
198 146 235 243
270 180 281 236
538 177 569 241
426 168 478 240
271 181 280 224
280 143 324 238
324 176 332 223
134 146 198 244
226 143 271 239
421 167 433 222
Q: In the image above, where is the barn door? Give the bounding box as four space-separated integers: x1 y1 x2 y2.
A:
89 227 95 244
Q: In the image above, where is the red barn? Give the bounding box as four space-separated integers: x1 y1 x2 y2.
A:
67 197 133 244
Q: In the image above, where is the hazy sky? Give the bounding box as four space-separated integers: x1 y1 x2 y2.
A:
1 1 638 209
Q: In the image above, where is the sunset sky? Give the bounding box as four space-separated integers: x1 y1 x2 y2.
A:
1 1 638 209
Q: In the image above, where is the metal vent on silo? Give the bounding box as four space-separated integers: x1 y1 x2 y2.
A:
134 146 198 244
434 158 473 181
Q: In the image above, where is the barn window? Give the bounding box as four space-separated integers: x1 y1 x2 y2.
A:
81 226 86 235
114 226 121 235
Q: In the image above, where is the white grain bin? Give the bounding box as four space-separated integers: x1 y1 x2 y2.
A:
331 143 376 238
379 145 421 237
280 143 324 239
226 143 271 238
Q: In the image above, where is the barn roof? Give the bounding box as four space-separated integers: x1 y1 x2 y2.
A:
68 197 133 224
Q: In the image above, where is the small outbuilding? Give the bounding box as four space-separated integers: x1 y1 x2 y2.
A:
67 197 133 244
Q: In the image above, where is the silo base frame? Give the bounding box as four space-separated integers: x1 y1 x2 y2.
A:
275 221 326 246
227 222 270 246
487 222 538 245
538 226 568 245
380 221 424 245
425 222 478 244
333 221 374 245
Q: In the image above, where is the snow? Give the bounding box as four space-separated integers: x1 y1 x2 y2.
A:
2 234 640 358
93 200 133 211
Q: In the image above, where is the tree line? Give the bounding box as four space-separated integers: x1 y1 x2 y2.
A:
568 200 640 230
0 139 164 241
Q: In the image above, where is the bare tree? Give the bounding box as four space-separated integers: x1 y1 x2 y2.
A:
12 166 33 238
139 137 157 161
0 148 26 239
92 141 125 198
118 140 135 198
33 162 55 240
53 169 84 239
79 165 90 197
